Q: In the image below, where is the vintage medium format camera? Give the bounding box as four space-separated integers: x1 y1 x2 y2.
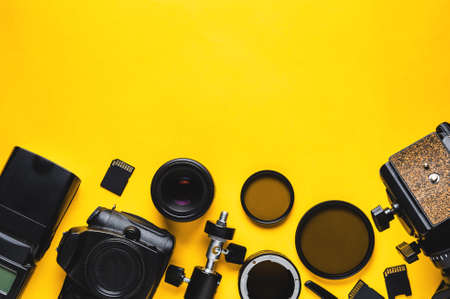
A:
57 207 175 299
0 147 80 298
371 122 450 299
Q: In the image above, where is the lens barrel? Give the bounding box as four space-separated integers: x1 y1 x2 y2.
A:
151 158 214 222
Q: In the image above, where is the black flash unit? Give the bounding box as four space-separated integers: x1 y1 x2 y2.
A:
0 147 80 298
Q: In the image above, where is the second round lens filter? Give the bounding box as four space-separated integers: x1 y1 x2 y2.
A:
295 201 375 279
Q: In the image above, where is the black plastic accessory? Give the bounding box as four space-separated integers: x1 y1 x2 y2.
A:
238 251 301 299
165 212 246 299
295 200 375 279
383 265 412 299
304 280 336 299
395 241 421 264
371 205 397 231
185 267 222 299
371 122 449 299
165 265 187 287
0 147 80 298
349 280 384 299
57 207 175 299
151 158 214 222
225 243 247 264
241 170 294 225
100 159 134 196
204 220 235 240
166 266 221 299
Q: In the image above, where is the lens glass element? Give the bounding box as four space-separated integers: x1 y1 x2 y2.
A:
161 174 203 208
295 201 374 279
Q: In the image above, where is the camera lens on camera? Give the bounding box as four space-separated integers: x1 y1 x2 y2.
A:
86 239 144 298
151 158 214 222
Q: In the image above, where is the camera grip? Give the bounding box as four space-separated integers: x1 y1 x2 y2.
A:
58 277 96 299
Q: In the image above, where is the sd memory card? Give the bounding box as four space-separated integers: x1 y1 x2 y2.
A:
384 265 412 299
349 280 384 299
101 159 134 196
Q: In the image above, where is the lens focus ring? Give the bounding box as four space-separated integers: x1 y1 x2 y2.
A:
431 249 450 270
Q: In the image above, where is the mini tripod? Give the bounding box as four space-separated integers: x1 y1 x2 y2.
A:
165 211 246 299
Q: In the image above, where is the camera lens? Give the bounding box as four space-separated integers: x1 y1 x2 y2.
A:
239 251 301 299
295 201 374 279
86 239 144 298
151 158 214 222
241 170 294 225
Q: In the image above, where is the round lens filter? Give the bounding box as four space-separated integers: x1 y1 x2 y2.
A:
241 170 294 225
238 251 301 299
295 201 374 279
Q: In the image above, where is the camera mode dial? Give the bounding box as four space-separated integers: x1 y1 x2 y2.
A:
371 204 399 232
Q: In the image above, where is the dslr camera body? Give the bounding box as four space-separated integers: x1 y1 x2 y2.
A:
372 122 449 299
57 207 175 299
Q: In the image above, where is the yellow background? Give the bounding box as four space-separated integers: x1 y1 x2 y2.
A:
1 0 449 298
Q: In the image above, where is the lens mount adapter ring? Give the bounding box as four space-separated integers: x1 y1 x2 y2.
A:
238 251 301 299
151 158 214 222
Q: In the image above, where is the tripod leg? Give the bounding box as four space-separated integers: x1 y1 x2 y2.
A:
185 267 221 299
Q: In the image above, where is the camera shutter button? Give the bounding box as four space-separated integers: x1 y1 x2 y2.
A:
124 226 140 241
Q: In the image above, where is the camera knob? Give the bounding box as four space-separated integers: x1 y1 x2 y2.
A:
124 226 140 241
371 205 396 232
224 243 247 265
165 265 188 287
204 220 235 240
